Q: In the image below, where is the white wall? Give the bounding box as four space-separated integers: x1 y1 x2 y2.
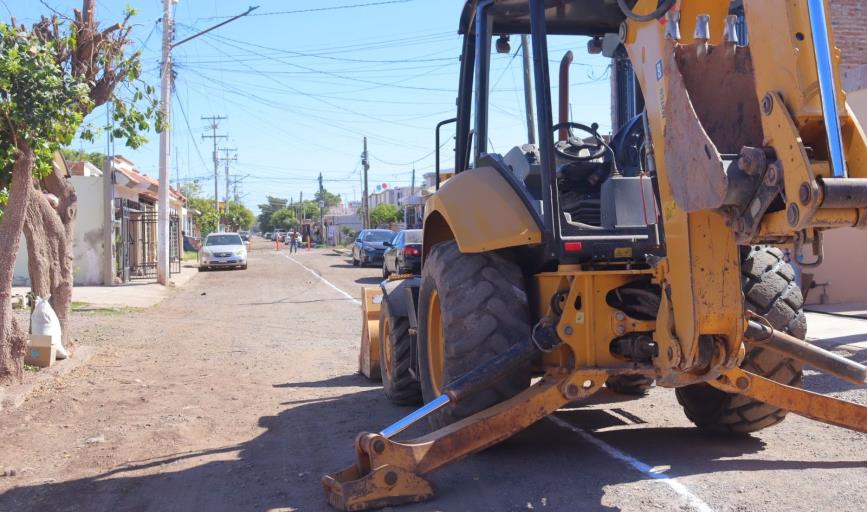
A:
12 176 105 287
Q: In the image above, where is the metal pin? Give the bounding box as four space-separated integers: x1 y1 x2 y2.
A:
723 14 740 45
665 10 681 41
694 14 710 58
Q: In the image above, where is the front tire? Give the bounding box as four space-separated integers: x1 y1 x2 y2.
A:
379 301 422 405
382 264 391 279
676 246 807 434
417 241 532 429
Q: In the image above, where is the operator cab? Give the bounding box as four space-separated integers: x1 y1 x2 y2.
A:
446 0 663 268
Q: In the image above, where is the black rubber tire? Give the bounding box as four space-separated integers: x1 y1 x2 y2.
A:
417 240 532 429
606 374 654 395
352 255 359 267
676 246 807 434
382 264 391 279
379 301 422 405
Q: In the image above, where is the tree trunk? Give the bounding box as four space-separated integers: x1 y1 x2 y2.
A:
0 143 35 384
23 166 77 351
43 168 76 351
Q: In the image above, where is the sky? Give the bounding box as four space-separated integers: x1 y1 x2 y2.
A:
10 0 613 213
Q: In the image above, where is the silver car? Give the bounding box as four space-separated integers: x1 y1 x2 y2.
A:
199 232 248 271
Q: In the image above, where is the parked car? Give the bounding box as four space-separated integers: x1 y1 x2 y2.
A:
199 232 248 271
239 230 251 242
352 229 395 267
264 232 272 240
382 229 422 278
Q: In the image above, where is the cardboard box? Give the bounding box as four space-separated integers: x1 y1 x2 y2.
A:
25 334 56 368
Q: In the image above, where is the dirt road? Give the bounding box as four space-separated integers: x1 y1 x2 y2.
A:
1 242 865 511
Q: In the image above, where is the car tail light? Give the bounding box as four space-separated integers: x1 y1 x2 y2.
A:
563 242 583 252
404 246 420 256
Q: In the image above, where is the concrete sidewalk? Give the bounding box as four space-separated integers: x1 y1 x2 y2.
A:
12 263 199 309
806 311 867 352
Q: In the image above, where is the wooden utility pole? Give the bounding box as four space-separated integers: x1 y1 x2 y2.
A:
201 115 227 216
362 137 370 229
220 147 238 203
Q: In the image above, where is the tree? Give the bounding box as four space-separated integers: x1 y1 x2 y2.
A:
257 195 288 232
369 203 401 228
270 207 298 230
225 202 254 231
315 188 341 208
188 197 218 237
0 2 158 383
60 148 104 169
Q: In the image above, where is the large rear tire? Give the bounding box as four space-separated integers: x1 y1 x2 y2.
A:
417 241 532 429
676 246 807 434
379 301 422 405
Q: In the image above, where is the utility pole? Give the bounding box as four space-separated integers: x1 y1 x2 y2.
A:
318 172 325 245
220 147 238 203
362 137 370 229
155 6 257 286
201 115 227 216
156 0 173 285
521 34 537 145
102 102 115 286
410 163 416 196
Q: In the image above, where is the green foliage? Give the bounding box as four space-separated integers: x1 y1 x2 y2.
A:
225 201 254 231
0 23 89 180
315 188 341 208
188 197 219 237
257 195 288 232
270 207 299 230
369 203 401 228
180 180 203 199
60 148 105 169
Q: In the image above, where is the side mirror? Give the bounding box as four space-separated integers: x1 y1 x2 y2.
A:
383 241 393 247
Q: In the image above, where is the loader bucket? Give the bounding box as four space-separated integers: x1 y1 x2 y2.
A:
358 286 382 380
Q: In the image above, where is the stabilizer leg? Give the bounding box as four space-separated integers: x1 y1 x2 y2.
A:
710 368 867 432
323 370 605 511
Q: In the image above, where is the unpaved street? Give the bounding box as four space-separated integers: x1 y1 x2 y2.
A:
1 242 866 512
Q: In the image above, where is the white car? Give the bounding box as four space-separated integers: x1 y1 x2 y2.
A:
199 232 248 271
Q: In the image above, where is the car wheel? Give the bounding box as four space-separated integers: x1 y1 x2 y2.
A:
198 265 207 272
382 264 391 279
241 264 248 270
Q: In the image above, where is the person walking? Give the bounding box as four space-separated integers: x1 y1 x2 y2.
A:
289 231 299 253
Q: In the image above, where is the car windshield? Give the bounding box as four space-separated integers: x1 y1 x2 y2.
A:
404 230 422 244
365 231 394 242
206 234 243 246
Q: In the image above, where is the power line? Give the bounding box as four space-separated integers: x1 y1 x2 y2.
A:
199 0 417 20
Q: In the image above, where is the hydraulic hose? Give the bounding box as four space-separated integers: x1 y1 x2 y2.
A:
617 0 676 22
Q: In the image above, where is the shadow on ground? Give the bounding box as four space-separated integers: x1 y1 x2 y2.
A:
3 375 863 512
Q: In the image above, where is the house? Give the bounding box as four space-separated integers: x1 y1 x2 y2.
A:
13 155 190 287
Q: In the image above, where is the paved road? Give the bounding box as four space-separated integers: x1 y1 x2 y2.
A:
1 242 865 512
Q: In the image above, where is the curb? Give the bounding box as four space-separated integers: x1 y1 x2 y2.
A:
0 345 96 412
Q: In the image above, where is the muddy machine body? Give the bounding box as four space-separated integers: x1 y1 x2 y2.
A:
326 1 867 509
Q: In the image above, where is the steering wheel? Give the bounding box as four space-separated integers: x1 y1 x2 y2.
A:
552 122 607 162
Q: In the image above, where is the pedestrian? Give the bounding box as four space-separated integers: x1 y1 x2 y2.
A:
289 231 299 253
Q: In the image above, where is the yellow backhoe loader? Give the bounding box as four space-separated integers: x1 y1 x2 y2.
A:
326 1 867 509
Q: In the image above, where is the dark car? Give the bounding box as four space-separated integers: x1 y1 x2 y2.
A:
382 229 422 278
352 229 395 267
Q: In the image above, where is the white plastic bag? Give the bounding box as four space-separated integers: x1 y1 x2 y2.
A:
31 297 68 359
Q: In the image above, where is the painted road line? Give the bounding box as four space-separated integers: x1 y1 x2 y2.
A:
284 254 362 306
548 416 714 512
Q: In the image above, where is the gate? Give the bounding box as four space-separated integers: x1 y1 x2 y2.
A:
121 205 158 281
170 213 181 275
